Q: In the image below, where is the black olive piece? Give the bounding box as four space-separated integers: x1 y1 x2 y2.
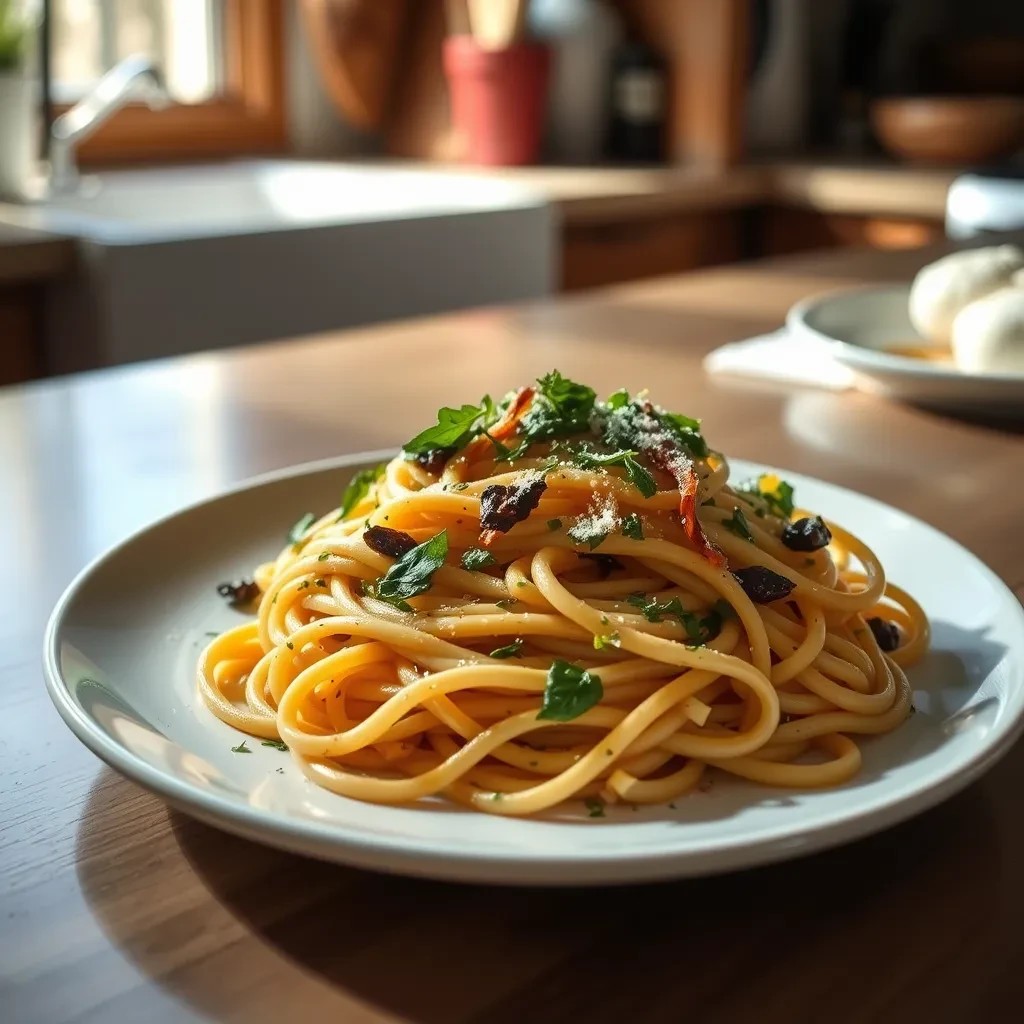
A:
217 579 260 605
732 566 796 604
364 526 417 559
867 616 901 652
577 553 624 579
781 515 832 552
414 447 456 475
480 478 548 534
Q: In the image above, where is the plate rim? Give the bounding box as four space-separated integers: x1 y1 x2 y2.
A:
786 283 1024 386
43 451 1024 885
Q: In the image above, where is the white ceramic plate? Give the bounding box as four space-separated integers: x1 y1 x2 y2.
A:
45 453 1024 885
787 285 1024 412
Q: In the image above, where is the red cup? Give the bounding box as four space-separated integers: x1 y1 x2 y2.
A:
443 36 550 166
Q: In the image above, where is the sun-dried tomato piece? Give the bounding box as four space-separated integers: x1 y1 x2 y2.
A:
479 477 547 545
364 526 417 559
733 566 795 604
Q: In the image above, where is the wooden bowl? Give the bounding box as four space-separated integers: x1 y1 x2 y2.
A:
870 97 1024 165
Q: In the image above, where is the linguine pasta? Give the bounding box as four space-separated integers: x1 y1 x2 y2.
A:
199 374 928 816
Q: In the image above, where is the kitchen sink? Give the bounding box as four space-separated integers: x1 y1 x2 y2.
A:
1 160 555 372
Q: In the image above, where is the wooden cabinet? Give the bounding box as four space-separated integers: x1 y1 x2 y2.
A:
0 285 44 386
561 209 743 291
761 206 945 257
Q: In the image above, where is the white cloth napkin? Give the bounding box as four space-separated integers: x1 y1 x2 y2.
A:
703 330 857 391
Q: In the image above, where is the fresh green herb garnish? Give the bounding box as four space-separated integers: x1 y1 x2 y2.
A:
285 641 294 650
626 594 725 645
489 638 525 659
738 473 796 519
584 797 606 818
317 552 331 561
722 507 754 542
537 661 603 722
621 512 644 540
490 437 531 463
519 371 597 442
366 530 448 612
288 512 315 548
314 578 327 588
338 464 386 520
461 547 497 571
495 598 519 611
593 631 620 650
570 446 657 499
567 518 609 550
402 402 494 455
261 739 289 752
448 482 469 492
605 388 630 410
547 518 562 531
231 741 251 753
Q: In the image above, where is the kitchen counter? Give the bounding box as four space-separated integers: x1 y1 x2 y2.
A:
3 242 1023 1024
0 221 76 284
379 159 959 225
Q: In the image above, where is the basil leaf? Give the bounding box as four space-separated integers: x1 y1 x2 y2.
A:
584 797 606 818
605 388 630 410
288 512 316 547
495 598 519 611
546 518 563 531
537 661 604 722
570 446 657 499
461 547 497 571
403 404 486 455
489 638 525 659
338 464 386 520
621 513 644 540
261 739 289 751
369 530 448 610
722 507 754 542
593 631 620 650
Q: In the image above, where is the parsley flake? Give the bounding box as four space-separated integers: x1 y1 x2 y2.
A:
489 638 525 659
621 512 644 540
231 741 251 754
338 464 386 521
461 547 497 571
722 507 755 542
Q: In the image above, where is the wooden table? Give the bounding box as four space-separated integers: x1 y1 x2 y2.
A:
3 246 1023 1024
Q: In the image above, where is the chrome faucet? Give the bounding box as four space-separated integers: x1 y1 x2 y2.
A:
49 56 169 193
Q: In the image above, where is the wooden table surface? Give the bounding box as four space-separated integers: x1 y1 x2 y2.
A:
3 245 1023 1024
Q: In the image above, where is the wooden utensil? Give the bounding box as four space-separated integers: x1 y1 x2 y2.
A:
467 0 528 50
297 0 408 131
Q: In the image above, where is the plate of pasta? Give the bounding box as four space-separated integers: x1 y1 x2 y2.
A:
45 373 1024 884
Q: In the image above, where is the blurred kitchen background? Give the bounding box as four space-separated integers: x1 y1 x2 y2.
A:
1 0 1023 383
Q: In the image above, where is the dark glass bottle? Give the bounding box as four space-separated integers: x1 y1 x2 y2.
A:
607 42 666 162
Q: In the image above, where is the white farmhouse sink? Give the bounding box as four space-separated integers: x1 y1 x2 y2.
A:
1 160 555 372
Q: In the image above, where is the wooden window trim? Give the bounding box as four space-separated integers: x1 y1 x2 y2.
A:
67 0 286 165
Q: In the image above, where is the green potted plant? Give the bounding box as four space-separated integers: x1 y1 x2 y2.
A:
0 0 35 198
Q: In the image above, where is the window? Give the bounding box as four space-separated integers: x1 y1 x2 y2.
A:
54 0 222 104
52 0 285 163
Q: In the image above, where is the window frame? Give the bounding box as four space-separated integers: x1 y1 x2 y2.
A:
62 0 286 165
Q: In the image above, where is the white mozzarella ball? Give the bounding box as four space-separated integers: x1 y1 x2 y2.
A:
951 286 1024 375
909 245 1024 346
